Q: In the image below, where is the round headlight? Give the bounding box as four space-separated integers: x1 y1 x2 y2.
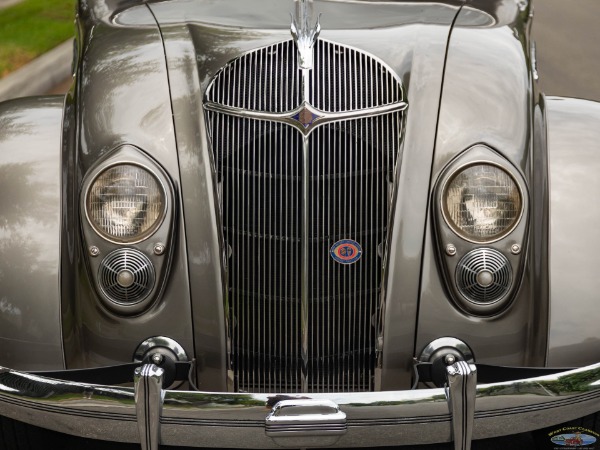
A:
86 164 166 243
442 163 522 243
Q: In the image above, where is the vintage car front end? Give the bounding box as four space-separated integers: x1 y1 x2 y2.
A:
0 0 599 448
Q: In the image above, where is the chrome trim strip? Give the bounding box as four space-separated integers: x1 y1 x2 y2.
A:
134 364 164 450
301 132 310 393
531 41 539 82
300 66 310 393
447 362 477 450
1 364 599 448
203 101 408 136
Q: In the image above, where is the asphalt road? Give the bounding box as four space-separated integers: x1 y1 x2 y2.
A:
533 0 600 101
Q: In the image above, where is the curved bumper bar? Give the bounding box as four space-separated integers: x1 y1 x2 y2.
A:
1 363 599 449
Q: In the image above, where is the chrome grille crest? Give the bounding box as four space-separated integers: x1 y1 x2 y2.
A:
205 17 406 393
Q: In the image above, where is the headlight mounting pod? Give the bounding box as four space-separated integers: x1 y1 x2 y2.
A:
80 145 176 315
434 145 529 316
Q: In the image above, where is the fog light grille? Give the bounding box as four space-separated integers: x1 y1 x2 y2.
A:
456 248 512 305
99 249 155 305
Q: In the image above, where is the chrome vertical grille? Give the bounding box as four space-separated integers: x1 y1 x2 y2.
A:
207 41 301 112
205 39 405 393
309 40 403 112
306 116 400 392
208 113 304 392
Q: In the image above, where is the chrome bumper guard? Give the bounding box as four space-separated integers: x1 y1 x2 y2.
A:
1 362 599 450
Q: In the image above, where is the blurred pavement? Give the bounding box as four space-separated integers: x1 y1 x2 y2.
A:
0 0 22 9
533 0 600 101
0 40 72 101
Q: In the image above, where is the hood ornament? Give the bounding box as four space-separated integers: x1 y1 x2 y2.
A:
290 0 321 70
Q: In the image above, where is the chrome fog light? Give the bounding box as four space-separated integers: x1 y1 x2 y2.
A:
442 163 522 243
455 248 512 305
86 164 165 243
98 248 155 305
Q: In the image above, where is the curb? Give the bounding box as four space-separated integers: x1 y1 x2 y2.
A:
0 40 73 102
0 0 24 9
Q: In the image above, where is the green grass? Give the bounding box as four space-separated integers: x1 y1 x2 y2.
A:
0 0 75 77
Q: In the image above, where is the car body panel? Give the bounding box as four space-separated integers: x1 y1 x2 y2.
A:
0 96 64 371
546 96 600 366
414 1 548 372
61 2 198 371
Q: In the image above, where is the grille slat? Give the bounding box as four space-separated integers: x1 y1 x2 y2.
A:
208 42 302 113
305 40 403 113
206 39 404 393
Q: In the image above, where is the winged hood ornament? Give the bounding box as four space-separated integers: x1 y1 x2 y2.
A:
290 0 321 70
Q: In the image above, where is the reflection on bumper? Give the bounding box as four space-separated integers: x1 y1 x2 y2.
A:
0 363 599 449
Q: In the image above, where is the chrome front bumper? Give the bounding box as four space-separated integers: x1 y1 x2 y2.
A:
1 362 599 450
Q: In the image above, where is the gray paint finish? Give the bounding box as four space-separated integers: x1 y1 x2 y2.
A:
546 96 600 367
0 96 64 370
377 18 460 389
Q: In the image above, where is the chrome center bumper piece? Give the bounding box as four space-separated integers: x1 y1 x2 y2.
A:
1 363 599 449
266 399 347 448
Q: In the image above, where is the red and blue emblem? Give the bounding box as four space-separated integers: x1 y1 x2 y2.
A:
330 239 362 265
293 107 320 128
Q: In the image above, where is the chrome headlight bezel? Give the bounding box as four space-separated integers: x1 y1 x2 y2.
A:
440 161 524 244
84 162 168 244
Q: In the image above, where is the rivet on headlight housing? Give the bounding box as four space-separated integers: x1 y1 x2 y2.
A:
153 243 166 256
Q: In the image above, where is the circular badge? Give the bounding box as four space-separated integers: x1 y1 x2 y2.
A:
330 239 362 265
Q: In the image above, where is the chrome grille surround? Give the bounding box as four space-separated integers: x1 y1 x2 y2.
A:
205 39 406 393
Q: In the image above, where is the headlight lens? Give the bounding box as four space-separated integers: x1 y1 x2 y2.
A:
86 164 165 242
443 164 522 242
